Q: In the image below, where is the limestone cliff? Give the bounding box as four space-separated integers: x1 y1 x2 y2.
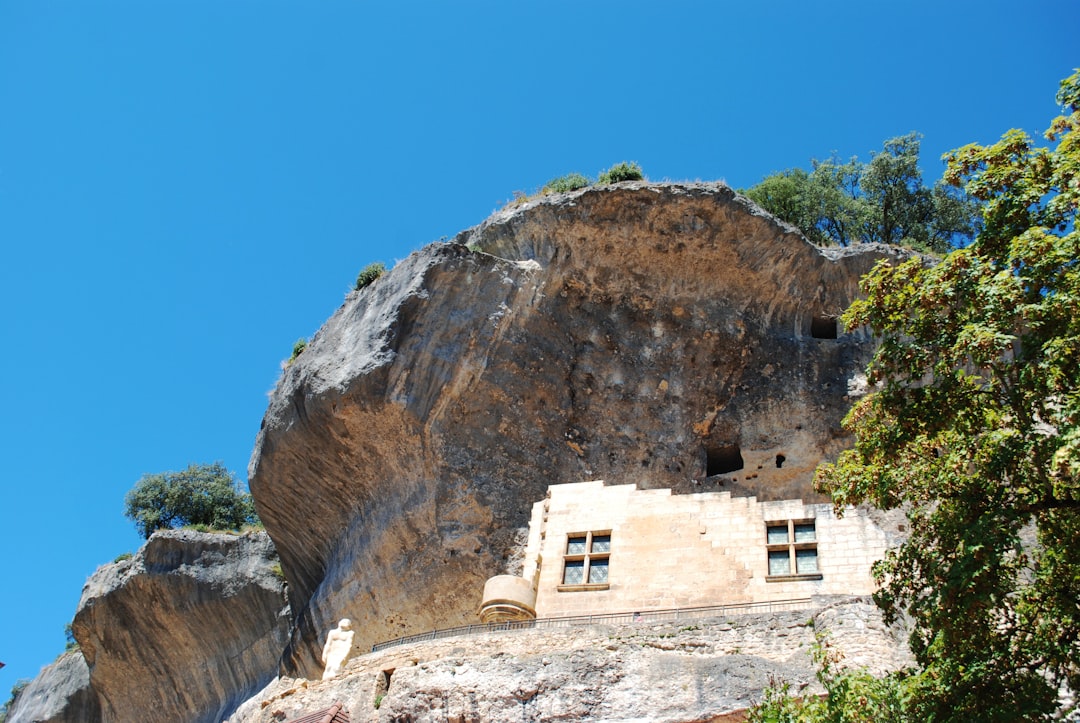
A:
5 651 100 723
229 596 912 722
250 182 910 678
71 530 292 723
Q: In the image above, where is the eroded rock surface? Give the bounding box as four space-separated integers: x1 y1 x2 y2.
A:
250 182 911 677
229 596 911 723
72 530 291 723
6 650 101 723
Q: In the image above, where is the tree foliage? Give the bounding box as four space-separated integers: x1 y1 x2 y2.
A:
748 636 912 723
743 133 980 252
814 71 1080 720
124 462 258 539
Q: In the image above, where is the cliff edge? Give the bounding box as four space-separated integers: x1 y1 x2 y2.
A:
70 530 291 723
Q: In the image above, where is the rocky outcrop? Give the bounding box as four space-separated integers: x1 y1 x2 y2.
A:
229 596 912 722
71 530 291 723
6 650 101 723
250 182 912 678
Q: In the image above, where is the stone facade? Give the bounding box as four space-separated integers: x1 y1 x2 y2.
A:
485 481 903 620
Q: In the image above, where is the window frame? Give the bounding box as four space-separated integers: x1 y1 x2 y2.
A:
765 518 822 582
558 530 612 592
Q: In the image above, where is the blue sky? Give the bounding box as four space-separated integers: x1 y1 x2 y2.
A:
0 0 1075 693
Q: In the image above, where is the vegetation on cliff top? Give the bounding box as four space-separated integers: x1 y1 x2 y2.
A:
752 70 1080 721
742 132 982 253
355 261 386 290
286 337 308 366
124 462 259 539
0 680 29 723
502 161 647 211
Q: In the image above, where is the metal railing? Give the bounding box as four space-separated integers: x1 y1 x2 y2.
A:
370 597 815 653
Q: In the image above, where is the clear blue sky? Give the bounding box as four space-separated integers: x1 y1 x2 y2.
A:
0 0 1075 693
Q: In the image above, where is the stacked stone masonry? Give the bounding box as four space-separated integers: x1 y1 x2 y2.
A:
500 480 903 620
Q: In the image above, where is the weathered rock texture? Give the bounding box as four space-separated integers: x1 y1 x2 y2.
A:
251 182 911 678
229 596 911 722
71 530 292 723
6 650 101 723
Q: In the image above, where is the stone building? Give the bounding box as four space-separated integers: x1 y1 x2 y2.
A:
480 480 899 622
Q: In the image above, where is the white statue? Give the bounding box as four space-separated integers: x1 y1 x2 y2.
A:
321 618 355 680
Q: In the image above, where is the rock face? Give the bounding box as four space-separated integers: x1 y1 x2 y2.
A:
71 530 291 723
6 650 101 723
229 596 912 723
251 182 910 678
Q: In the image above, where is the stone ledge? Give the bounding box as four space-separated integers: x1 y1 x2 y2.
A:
556 583 610 593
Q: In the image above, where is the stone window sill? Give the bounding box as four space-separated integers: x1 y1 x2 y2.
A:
557 583 610 593
765 574 823 583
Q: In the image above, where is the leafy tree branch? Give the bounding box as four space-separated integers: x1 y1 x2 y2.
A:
812 70 1080 721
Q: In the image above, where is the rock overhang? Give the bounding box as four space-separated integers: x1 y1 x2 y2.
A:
248 181 909 677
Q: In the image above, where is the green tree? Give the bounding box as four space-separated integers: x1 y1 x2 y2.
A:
744 159 870 247
815 71 1080 720
124 462 258 539
744 133 980 252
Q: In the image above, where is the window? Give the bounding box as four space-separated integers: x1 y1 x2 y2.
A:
766 519 821 580
560 531 611 590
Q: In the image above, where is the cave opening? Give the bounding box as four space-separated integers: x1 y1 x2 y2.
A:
706 445 744 476
811 315 838 339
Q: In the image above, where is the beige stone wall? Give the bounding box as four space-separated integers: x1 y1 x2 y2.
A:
526 481 897 618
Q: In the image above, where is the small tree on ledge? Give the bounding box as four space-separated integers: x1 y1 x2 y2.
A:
124 462 258 539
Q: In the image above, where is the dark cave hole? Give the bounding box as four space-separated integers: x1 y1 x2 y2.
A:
706 445 744 476
811 315 838 339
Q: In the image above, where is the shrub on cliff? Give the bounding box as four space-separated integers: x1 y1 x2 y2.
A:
542 172 591 194
748 636 910 723
124 462 258 539
1 680 29 722
597 161 645 185
355 261 386 290
64 623 78 652
286 337 308 366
